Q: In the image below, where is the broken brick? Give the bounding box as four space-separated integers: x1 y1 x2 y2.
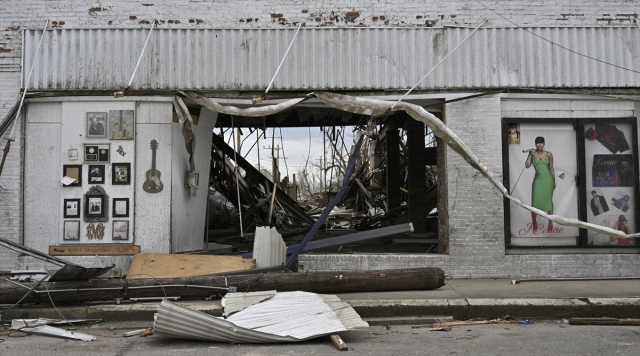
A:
345 12 360 22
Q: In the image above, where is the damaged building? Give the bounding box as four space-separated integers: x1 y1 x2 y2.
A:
0 1 639 279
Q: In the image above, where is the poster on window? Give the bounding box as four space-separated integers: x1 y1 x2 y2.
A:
584 122 636 246
508 123 580 246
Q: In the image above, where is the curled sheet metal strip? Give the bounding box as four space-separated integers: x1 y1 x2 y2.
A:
182 91 639 239
180 90 307 117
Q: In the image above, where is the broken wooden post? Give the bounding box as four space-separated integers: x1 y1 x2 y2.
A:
384 125 401 212
406 118 428 233
331 334 349 351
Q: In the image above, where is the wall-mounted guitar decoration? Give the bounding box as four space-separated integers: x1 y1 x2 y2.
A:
143 139 164 193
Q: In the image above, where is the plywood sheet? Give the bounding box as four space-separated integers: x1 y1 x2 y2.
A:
126 253 255 279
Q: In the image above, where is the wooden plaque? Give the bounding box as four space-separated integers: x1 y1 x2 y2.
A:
49 245 140 256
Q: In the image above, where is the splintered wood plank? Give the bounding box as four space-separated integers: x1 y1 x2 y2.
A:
330 334 348 351
126 253 255 279
49 245 140 255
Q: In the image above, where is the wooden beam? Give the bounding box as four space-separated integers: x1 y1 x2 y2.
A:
212 133 315 225
49 245 140 256
331 334 349 351
0 268 445 304
385 125 401 211
569 318 640 325
406 118 428 233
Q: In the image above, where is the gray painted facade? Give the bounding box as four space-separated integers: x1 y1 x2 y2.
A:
1 1 639 277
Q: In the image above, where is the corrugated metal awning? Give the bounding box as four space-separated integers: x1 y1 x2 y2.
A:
22 27 640 91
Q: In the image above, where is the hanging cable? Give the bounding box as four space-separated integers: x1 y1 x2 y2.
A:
392 19 487 109
10 20 49 138
264 23 303 97
474 0 640 74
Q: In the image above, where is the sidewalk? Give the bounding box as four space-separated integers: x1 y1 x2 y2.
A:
2 279 638 325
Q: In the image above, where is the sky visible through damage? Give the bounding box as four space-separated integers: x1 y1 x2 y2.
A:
219 126 357 179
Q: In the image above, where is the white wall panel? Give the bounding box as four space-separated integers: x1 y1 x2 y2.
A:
171 107 216 253
23 103 62 253
134 103 173 254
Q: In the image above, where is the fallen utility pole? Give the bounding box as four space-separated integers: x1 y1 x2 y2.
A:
0 268 444 304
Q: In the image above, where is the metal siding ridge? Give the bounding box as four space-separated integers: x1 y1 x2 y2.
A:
226 291 347 339
154 300 300 343
21 27 640 91
222 290 277 317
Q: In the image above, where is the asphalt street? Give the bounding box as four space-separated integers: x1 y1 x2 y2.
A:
0 320 638 355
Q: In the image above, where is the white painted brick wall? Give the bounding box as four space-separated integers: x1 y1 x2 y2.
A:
0 68 21 271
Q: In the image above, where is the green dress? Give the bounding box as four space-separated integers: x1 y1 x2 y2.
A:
531 153 554 211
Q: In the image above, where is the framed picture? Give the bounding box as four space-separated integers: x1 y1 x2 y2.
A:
88 165 105 184
87 112 108 138
64 199 81 218
112 198 129 217
113 220 129 240
84 143 110 163
112 163 131 185
109 110 135 140
63 221 80 241
86 196 104 217
83 185 109 222
62 165 82 187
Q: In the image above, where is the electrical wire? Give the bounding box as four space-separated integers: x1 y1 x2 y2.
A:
473 0 640 74
0 277 44 315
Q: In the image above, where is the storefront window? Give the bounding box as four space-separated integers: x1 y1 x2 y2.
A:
503 118 638 248
582 120 637 246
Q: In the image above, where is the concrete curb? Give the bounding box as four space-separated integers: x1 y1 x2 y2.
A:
2 298 639 323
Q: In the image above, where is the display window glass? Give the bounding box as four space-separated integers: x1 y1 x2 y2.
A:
582 120 637 246
503 118 638 248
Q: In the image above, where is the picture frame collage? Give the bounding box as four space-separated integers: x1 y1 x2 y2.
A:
63 110 134 242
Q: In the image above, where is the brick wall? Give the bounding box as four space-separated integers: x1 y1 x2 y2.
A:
1 1 638 58
2 1 639 274
0 67 21 271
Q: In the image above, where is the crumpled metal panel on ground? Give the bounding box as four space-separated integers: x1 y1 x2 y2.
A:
154 291 368 343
